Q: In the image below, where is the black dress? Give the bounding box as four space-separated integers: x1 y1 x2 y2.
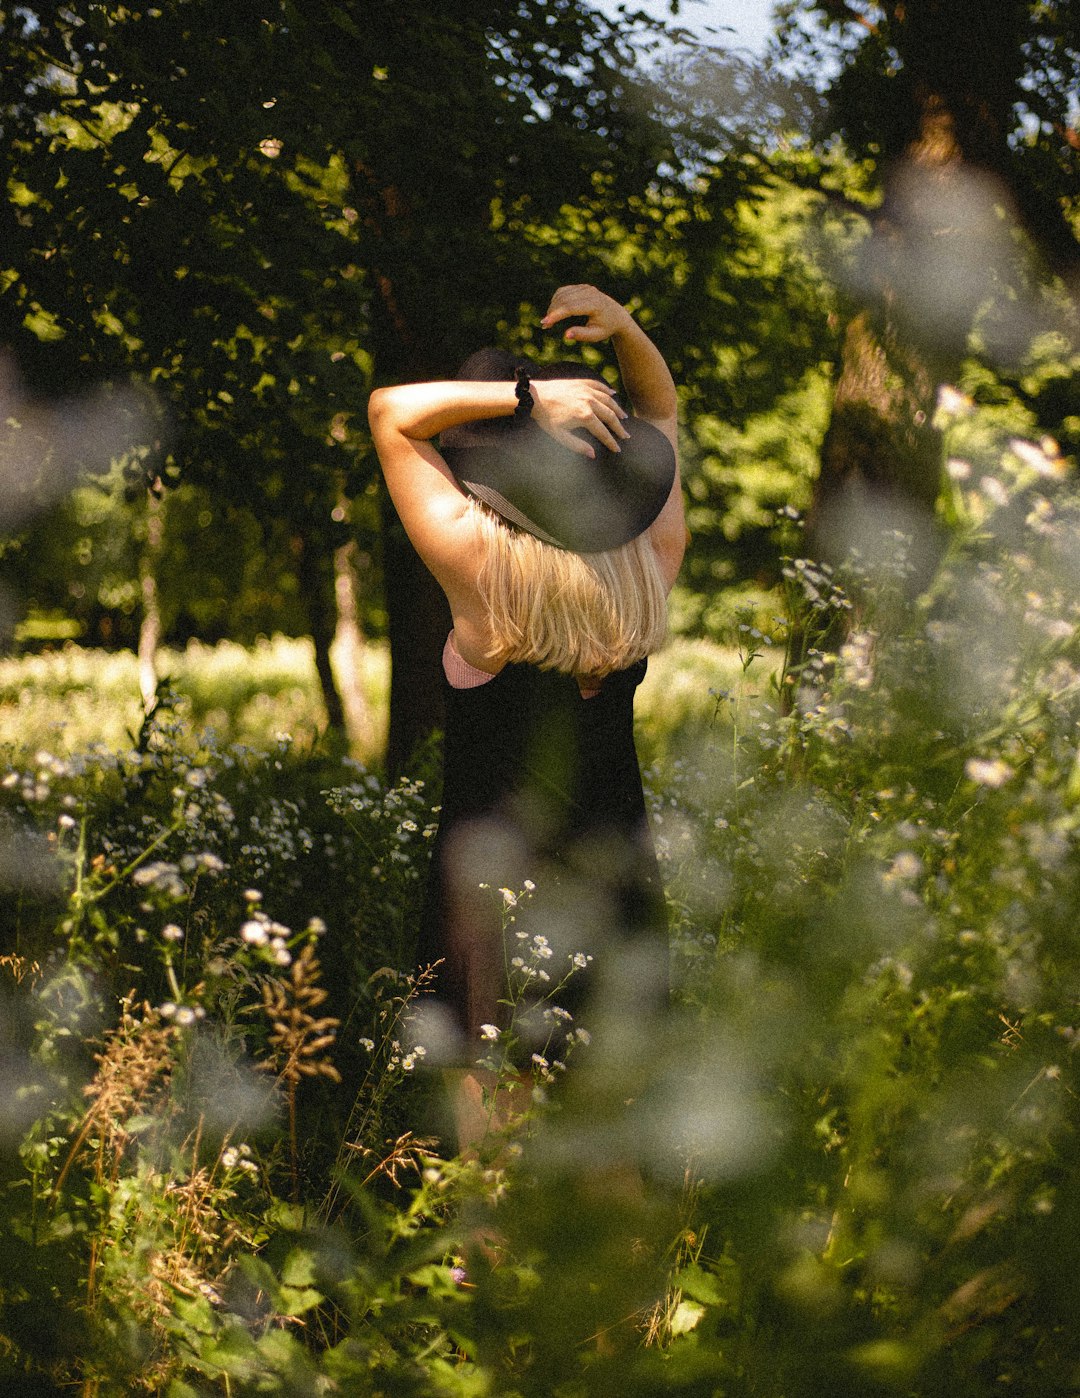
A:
415 656 668 1063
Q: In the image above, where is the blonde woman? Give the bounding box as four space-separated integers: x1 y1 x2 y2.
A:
368 284 683 1148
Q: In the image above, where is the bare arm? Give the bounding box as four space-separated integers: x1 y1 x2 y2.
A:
541 284 678 442
368 372 633 602
542 285 684 582
368 375 628 457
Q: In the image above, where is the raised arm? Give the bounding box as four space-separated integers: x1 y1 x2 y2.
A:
368 375 627 458
368 372 632 595
541 285 678 445
541 285 684 582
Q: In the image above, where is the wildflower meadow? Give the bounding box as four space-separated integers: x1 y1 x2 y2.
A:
2 387 1079 1395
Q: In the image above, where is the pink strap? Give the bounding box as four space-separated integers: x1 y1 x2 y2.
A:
443 632 498 689
442 631 601 698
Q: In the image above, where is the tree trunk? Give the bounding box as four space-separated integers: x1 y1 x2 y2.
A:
810 0 1027 564
381 501 452 777
329 536 377 756
137 487 164 712
294 534 346 740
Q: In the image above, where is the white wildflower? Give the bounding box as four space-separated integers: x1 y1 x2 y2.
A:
161 923 184 942
1009 436 1065 479
979 475 1010 508
965 756 1013 788
936 385 974 419
887 852 923 882
479 1023 501 1041
241 919 269 946
500 887 518 908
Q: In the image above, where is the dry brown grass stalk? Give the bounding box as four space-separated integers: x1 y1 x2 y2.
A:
259 942 341 1196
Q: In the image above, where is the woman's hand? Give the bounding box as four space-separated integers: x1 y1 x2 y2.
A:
530 377 630 458
541 284 635 345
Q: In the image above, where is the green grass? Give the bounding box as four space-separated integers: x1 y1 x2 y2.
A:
1 633 744 767
0 634 390 760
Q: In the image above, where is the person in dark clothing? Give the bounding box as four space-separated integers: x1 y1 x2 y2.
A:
368 284 684 1150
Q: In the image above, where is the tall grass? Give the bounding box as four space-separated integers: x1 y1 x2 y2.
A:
0 634 390 759
3 406 1080 1394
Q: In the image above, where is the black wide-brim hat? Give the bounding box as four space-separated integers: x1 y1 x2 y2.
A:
439 347 676 555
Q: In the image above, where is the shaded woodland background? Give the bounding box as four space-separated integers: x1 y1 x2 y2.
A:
3 0 1074 766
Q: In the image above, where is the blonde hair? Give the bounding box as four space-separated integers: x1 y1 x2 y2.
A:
467 497 668 678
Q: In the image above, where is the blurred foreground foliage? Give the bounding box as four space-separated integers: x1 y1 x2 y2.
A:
2 396 1080 1393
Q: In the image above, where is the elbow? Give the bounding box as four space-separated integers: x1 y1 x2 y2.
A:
367 386 393 431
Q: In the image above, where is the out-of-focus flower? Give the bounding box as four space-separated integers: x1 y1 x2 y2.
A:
1009 436 1066 479
965 756 1013 788
937 385 975 419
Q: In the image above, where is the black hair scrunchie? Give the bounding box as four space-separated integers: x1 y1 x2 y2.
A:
513 366 534 423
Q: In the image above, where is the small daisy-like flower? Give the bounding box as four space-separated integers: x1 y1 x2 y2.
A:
531 1053 549 1069
936 385 974 419
965 756 1013 788
174 1006 196 1028
159 1002 178 1018
575 1028 591 1046
570 952 591 970
241 920 269 946
58 813 77 830
479 1023 500 1041
1009 436 1065 478
500 887 518 908
243 888 262 903
523 879 536 892
161 923 184 942
358 1037 375 1052
887 852 923 882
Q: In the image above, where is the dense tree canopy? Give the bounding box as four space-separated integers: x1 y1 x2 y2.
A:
3 0 1077 759
2 0 808 762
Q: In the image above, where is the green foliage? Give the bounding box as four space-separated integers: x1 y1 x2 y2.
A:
3 393 1080 1392
0 634 389 758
